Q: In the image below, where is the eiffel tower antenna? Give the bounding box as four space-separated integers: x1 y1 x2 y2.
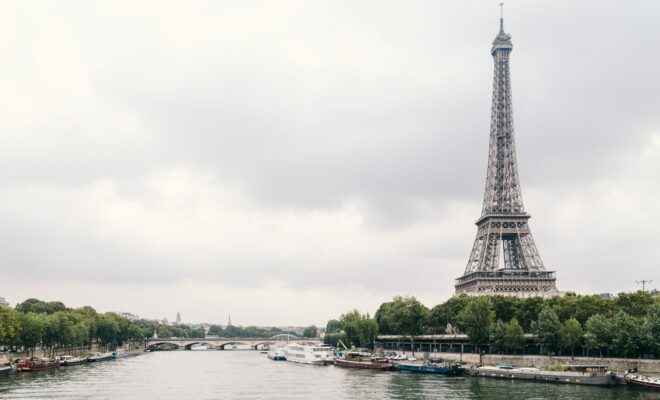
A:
455 8 558 298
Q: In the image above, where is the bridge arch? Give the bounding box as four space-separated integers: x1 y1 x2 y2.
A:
252 342 274 350
219 341 249 350
148 342 181 351
183 341 216 350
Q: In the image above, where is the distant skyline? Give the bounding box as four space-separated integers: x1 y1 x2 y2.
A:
1 1 659 326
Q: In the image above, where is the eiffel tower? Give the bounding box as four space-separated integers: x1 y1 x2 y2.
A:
455 11 558 298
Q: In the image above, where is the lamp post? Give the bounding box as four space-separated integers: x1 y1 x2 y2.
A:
635 280 652 293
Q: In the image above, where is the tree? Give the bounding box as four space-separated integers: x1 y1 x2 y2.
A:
207 325 224 337
303 325 317 338
574 295 611 325
157 325 173 339
584 314 613 357
614 291 654 318
560 317 583 357
325 319 342 334
548 293 578 323
534 307 561 355
339 310 378 349
458 297 494 351
611 311 642 358
374 296 429 335
489 320 507 354
505 318 525 354
642 302 660 357
97 313 121 348
15 299 66 314
514 297 545 332
429 295 470 333
0 306 20 347
492 296 521 324
19 312 46 355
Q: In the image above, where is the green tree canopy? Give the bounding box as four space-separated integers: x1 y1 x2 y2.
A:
303 325 318 338
458 297 494 351
560 317 583 356
534 307 561 355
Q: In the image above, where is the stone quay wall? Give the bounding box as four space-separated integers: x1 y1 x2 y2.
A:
393 350 660 374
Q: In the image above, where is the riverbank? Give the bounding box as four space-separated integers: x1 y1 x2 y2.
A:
392 351 660 374
3 341 145 361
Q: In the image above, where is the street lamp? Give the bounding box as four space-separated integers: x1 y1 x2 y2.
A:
635 280 653 293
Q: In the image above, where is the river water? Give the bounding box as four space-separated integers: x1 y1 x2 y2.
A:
0 351 655 399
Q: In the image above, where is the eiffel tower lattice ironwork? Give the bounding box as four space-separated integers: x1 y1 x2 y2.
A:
455 13 558 298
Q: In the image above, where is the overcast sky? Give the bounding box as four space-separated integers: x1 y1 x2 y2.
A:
1 1 658 326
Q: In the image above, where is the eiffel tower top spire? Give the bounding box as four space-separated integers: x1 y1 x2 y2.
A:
483 6 521 218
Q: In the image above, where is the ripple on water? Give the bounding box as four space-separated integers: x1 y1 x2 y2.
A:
0 352 655 400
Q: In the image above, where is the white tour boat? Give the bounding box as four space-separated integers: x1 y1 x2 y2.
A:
267 346 286 361
283 344 333 365
190 344 212 351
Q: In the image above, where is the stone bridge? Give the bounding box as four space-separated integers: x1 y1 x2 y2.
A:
146 336 318 350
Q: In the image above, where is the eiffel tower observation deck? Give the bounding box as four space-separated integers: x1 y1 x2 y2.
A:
455 11 558 298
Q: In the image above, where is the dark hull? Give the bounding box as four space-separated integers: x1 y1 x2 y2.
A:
468 368 615 386
395 363 463 375
62 360 88 366
16 361 60 372
334 359 394 370
87 355 112 362
624 377 660 390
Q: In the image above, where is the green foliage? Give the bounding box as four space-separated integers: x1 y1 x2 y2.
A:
458 297 494 350
560 318 583 356
323 331 348 348
207 325 223 336
15 299 67 314
505 318 525 354
429 295 469 333
614 291 654 318
492 296 521 324
19 312 46 352
0 306 20 346
303 325 317 338
548 294 578 323
643 302 660 357
325 319 342 334
573 295 611 324
611 311 643 358
338 309 378 349
534 307 561 355
374 296 429 335
584 313 613 357
489 319 507 354
514 297 545 331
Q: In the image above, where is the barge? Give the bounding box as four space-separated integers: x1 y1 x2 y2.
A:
468 364 615 386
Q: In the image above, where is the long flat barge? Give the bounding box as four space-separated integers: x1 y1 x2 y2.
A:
468 364 615 386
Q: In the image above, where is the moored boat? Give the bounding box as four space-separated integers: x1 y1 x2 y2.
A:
112 349 128 359
395 360 463 375
58 355 87 366
334 351 394 370
267 346 286 361
468 364 615 386
283 344 333 365
15 357 60 372
624 369 660 390
0 356 14 375
87 352 113 362
190 344 212 351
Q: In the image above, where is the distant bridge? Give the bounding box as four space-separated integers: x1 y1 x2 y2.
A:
146 335 318 350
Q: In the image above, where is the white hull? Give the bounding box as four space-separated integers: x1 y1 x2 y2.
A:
283 344 333 366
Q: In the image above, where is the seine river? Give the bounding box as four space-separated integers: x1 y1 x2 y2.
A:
0 351 655 399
